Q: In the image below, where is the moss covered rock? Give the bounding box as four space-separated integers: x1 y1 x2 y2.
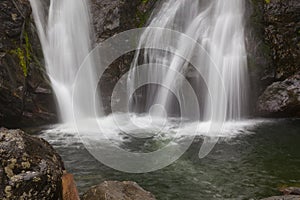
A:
0 0 57 128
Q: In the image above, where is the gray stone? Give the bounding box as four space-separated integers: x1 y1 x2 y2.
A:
257 72 300 117
82 181 156 200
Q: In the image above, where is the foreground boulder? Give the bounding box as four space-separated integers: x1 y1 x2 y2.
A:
82 181 156 200
257 72 300 117
0 128 64 200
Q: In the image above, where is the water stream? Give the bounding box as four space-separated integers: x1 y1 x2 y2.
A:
30 0 101 124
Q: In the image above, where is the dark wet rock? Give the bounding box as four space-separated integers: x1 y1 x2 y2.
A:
248 0 299 117
91 0 157 43
263 0 300 80
0 128 64 200
261 195 300 200
257 72 300 117
0 0 57 128
91 0 157 114
246 0 273 111
82 181 156 200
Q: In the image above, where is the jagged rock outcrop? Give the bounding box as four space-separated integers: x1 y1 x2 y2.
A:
0 0 57 128
0 128 64 200
257 72 300 116
82 181 156 200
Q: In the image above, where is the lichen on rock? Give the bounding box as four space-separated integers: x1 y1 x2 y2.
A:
0 128 64 200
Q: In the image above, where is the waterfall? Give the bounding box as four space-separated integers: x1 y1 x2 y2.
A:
30 0 101 123
30 0 248 126
129 0 248 121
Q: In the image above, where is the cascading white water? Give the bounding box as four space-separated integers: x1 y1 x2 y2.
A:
29 0 101 123
129 0 248 121
30 0 248 131
30 0 257 170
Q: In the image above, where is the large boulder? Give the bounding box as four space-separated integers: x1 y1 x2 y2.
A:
0 128 64 200
82 181 156 200
0 0 57 128
257 72 300 117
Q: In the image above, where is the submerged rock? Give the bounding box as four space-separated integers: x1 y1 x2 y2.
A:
0 128 64 200
82 181 156 200
280 187 300 195
257 72 300 117
261 195 300 200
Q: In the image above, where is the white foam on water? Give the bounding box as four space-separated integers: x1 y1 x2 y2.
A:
39 113 271 148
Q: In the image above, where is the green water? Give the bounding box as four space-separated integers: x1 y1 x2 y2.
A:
38 119 300 199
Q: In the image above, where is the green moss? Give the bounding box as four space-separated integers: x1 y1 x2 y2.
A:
9 31 32 77
136 10 149 27
136 0 157 27
265 0 271 4
10 48 28 77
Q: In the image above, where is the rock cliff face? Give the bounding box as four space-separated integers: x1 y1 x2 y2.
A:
91 0 157 113
0 0 157 127
247 0 299 116
257 0 300 117
0 0 57 128
263 0 300 80
91 0 157 43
